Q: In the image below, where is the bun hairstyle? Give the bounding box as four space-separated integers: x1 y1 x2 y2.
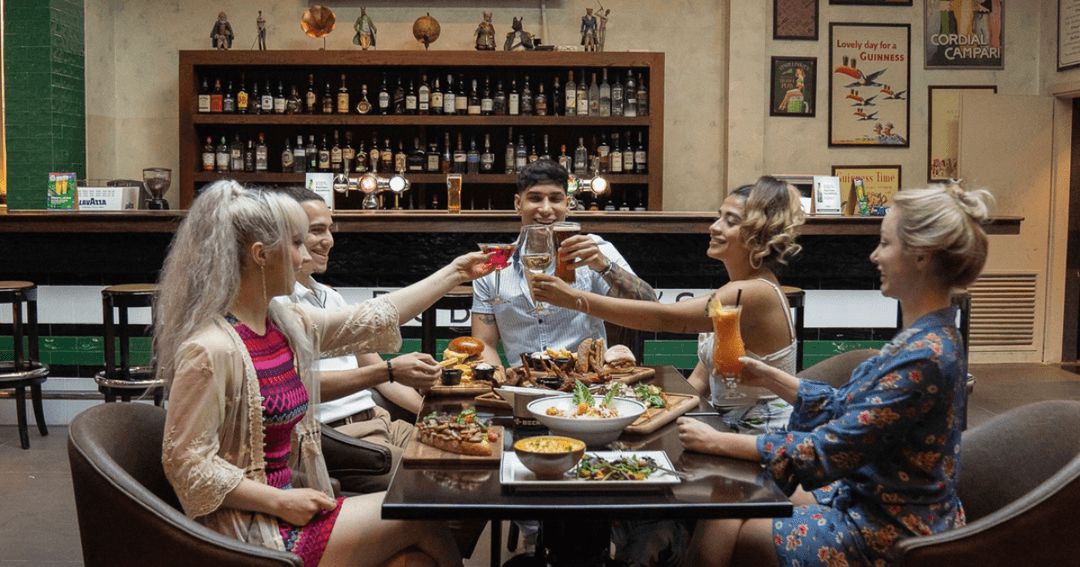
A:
890 181 994 289
732 176 806 269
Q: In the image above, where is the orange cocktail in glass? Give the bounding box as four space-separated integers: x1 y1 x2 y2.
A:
711 304 746 399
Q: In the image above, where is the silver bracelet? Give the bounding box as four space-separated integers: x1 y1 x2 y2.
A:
597 262 615 277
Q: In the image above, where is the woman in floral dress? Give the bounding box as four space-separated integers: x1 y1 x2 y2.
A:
679 182 993 567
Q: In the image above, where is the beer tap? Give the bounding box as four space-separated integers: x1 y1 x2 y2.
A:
334 172 411 210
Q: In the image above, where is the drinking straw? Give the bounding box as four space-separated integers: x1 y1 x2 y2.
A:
735 289 742 307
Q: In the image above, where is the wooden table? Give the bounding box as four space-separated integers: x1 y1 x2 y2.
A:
382 366 792 567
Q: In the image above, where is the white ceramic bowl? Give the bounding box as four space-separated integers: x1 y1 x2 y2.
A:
527 395 647 447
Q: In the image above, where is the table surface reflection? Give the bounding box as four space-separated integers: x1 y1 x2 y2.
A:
382 366 793 522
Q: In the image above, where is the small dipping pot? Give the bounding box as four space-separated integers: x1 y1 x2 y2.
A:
536 376 564 390
473 363 496 382
528 353 552 371
441 368 463 386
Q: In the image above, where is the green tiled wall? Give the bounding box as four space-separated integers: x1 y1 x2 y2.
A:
4 0 86 209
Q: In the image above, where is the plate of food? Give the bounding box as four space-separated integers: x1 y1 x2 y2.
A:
428 336 505 396
502 339 655 393
592 382 701 435
500 450 682 491
402 408 503 466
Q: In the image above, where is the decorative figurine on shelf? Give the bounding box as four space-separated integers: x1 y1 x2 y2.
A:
255 10 267 50
412 13 441 50
302 5 336 50
475 12 496 51
581 8 599 52
353 7 376 50
503 17 535 51
596 4 610 52
210 12 234 50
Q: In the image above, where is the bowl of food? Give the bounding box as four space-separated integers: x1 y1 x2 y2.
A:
512 435 586 479
527 383 647 447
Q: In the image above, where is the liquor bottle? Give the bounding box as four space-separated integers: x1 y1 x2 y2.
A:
202 136 215 171
634 190 647 211
441 132 453 174
390 76 403 115
576 70 589 116
521 76 534 116
599 69 611 116
307 135 319 173
236 75 249 114
286 85 301 114
515 135 528 172
455 74 468 115
467 137 480 175
508 78 520 116
493 80 507 115
355 85 372 115
611 73 624 117
274 81 287 114
418 74 430 115
380 138 394 173
565 71 577 117
403 79 417 114
442 74 456 115
636 74 648 117
244 139 255 172
624 71 638 117
282 137 294 173
528 136 539 163
394 140 407 174
210 79 224 113
355 140 368 173
255 133 268 172
623 131 635 172
318 134 331 172
541 134 552 161
610 133 623 173
427 141 441 172
588 73 600 116
619 193 631 212
480 134 495 173
251 81 262 114
551 77 563 116
261 79 274 115
408 138 426 172
322 79 334 114
222 81 236 113
557 144 572 172
198 76 211 113
293 135 306 174
430 77 443 115
597 133 610 172
573 137 588 174
481 76 494 115
215 136 229 172
337 74 350 114
305 74 318 113
468 80 481 115
505 127 516 174
535 83 548 116
229 133 244 171
453 133 467 174
634 131 647 173
331 130 343 172
342 132 356 172
369 133 381 173
378 73 391 115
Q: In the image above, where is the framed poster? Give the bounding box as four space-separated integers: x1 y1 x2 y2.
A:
831 165 902 215
1060 0 1080 70
770 57 817 117
828 23 910 147
927 85 996 182
774 0 819 41
924 0 1003 69
831 0 912 4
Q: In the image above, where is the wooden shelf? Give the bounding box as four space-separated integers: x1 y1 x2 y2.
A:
191 114 652 127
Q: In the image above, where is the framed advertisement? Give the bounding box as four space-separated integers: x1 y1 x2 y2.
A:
831 165 902 215
828 23 910 148
770 57 817 117
927 85 996 182
830 0 912 5
774 0 819 41
924 0 1004 69
1060 0 1080 70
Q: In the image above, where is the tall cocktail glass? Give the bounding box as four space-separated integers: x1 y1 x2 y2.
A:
478 241 518 304
711 305 747 400
520 224 554 316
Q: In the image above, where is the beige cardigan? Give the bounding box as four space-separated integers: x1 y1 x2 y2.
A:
161 296 400 552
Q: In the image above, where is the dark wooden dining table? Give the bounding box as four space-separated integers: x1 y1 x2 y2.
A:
381 365 793 567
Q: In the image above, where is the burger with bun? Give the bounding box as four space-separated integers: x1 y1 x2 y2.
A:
603 344 636 371
442 336 485 368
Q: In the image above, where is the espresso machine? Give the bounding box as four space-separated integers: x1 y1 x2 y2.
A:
142 168 171 210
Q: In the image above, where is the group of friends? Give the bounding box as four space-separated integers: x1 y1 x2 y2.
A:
157 158 993 567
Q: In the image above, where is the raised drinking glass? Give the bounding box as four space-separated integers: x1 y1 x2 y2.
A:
477 241 518 304
551 221 581 283
711 305 747 400
520 224 554 316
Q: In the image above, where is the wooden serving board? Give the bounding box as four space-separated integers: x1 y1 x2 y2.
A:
606 366 656 385
474 391 513 410
426 366 506 396
401 425 504 467
624 393 700 435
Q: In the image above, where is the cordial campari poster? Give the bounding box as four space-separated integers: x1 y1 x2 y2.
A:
828 23 911 147
925 0 1003 69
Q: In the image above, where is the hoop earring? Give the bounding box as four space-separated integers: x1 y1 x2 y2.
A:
261 264 268 306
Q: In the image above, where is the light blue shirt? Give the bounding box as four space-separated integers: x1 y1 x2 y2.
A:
472 234 634 366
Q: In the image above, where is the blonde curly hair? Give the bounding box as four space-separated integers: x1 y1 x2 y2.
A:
733 176 806 270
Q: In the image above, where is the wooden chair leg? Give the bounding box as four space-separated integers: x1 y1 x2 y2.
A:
15 385 29 449
30 382 48 436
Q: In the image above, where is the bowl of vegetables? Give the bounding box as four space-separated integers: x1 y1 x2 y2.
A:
512 435 587 479
527 381 647 447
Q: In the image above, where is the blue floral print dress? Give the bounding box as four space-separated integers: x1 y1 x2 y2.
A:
758 307 967 567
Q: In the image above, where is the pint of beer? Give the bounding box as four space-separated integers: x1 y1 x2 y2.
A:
552 221 581 283
446 174 462 213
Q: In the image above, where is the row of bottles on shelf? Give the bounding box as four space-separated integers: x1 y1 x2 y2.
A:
200 128 648 176
336 185 649 213
197 69 648 118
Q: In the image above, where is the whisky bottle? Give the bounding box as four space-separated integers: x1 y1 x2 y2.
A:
331 130 343 172
202 136 215 171
527 135 538 163
624 71 638 117
634 131 647 173
611 73 624 117
307 135 319 173
322 79 334 114
369 133 381 173
274 81 287 114
251 81 262 114
557 145 572 172
599 69 611 116
244 139 255 172
636 74 648 117
467 136 480 175
198 76 211 113
380 138 394 173
634 190 647 211
293 135 306 174
355 140 368 173
455 74 468 115
453 133 467 174
481 76 494 115
505 127 516 174
441 132 453 174
535 83 548 116
427 141 441 172
610 133 623 173
378 73 391 115
342 132 356 172
442 74 456 115
508 78 520 116
222 81 236 113
552 77 563 116
394 140 407 174
481 134 494 173
337 74 350 114
541 134 551 161
286 85 301 114
623 131 635 172
318 134 331 172
282 137 294 173
573 137 588 175
261 79 274 115
356 85 372 115
408 138 426 172
229 133 244 171
468 80 481 115
597 133 610 172
239 75 250 114
210 79 224 113
431 77 444 115
305 74 318 113
493 80 507 115
255 133 268 172
588 73 600 116
215 136 229 172
418 74 431 115
521 76 534 116
576 70 589 116
405 79 417 115
515 135 528 172
565 71 577 117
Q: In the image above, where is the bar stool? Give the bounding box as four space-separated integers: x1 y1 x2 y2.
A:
420 285 474 356
94 284 164 405
0 281 49 449
781 286 807 372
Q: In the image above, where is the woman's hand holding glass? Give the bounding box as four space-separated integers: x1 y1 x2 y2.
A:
449 251 497 283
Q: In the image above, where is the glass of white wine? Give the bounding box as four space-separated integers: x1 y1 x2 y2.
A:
519 224 554 316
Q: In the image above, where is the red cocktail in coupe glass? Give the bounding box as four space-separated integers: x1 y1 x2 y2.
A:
478 241 519 304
